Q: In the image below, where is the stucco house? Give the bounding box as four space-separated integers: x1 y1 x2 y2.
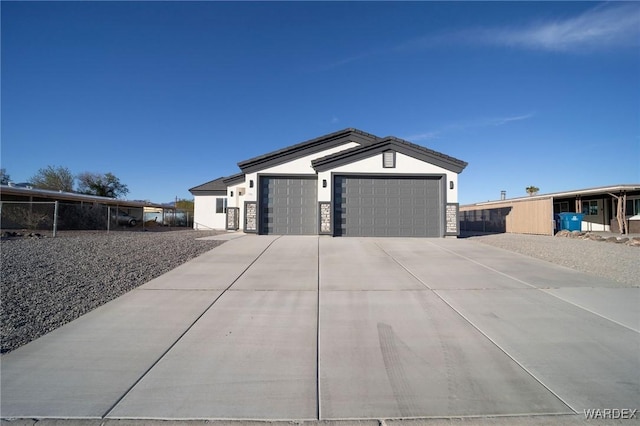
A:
189 128 468 237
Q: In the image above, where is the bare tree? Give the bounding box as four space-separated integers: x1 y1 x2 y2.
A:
0 168 10 185
77 172 129 199
175 198 194 215
29 166 75 192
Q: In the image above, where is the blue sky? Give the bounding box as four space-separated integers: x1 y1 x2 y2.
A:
2 1 639 205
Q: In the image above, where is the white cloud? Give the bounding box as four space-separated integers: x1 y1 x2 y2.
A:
489 113 536 126
406 112 534 142
472 3 640 52
404 131 440 142
459 112 536 130
325 3 639 69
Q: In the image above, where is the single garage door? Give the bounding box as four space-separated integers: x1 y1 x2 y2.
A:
334 176 442 237
260 176 318 235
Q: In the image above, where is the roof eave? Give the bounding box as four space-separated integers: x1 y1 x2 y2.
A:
189 189 227 196
0 185 168 208
312 138 468 173
462 184 640 207
188 176 228 192
223 173 246 186
237 128 380 173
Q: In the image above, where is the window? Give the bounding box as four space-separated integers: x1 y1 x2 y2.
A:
582 200 598 216
615 197 640 216
626 198 640 216
553 201 570 214
383 151 396 168
216 198 227 214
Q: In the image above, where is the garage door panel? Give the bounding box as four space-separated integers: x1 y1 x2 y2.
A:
386 198 400 207
361 187 374 196
373 206 388 216
334 176 442 237
301 216 316 225
400 205 414 212
361 227 375 237
427 207 440 216
391 217 403 226
373 217 387 226
260 177 318 235
360 217 374 226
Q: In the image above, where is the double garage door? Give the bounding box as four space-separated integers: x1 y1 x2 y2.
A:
259 175 443 237
334 176 442 237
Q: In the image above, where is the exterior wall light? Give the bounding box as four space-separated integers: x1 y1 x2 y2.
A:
323 179 327 188
249 180 254 188
450 181 454 190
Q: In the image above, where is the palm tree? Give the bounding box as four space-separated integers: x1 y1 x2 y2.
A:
525 186 540 196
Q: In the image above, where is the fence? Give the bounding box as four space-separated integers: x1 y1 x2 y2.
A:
0 201 192 236
459 197 554 235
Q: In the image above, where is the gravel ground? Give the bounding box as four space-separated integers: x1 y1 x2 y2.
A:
1 229 224 354
465 232 639 287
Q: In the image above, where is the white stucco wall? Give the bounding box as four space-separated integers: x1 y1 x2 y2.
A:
227 181 247 230
241 142 360 203
193 195 228 230
317 152 459 203
581 221 609 232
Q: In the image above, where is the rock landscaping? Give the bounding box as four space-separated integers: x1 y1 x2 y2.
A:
554 229 640 246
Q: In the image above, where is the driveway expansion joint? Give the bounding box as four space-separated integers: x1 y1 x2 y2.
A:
373 240 579 416
100 235 284 419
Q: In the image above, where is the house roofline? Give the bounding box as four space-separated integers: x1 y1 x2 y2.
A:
222 173 246 186
188 176 227 193
461 184 640 207
0 184 169 209
237 128 380 173
311 136 468 173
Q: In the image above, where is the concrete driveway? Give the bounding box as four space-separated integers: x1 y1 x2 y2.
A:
1 235 638 421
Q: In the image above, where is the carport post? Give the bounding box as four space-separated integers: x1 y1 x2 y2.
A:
53 201 59 238
107 205 111 233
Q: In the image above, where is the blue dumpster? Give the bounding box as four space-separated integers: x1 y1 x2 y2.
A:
558 212 583 231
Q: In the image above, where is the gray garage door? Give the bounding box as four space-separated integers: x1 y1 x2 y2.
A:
334 176 442 237
260 176 318 235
